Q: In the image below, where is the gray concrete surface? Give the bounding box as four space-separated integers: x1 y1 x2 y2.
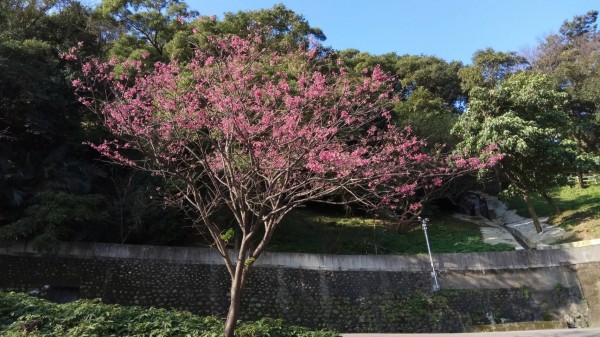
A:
4 241 600 272
440 265 580 290
452 213 522 248
454 196 576 250
342 327 600 336
486 196 572 247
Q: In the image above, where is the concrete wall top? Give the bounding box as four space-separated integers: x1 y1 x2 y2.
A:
3 241 600 272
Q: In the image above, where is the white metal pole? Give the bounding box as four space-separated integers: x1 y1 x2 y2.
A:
419 217 440 291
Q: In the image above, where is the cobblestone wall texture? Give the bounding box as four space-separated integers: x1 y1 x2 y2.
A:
0 242 596 332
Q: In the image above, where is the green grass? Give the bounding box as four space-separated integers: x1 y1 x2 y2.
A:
268 210 513 255
503 185 600 242
0 292 338 337
503 193 554 218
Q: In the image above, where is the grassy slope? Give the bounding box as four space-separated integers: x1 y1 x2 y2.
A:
268 209 513 255
504 185 600 242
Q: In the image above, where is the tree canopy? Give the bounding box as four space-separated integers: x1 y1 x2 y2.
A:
453 71 578 232
73 31 496 337
530 10 600 184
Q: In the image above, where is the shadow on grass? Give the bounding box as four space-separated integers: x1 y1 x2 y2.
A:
503 186 600 217
504 185 600 242
268 210 513 255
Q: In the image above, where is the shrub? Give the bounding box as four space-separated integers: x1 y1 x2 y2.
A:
0 292 338 337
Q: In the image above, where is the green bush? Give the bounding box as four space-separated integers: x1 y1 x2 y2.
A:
0 292 338 337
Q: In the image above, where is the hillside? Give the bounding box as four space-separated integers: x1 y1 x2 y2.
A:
505 184 600 243
267 209 514 255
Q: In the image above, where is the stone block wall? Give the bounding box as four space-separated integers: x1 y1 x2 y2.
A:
0 242 596 332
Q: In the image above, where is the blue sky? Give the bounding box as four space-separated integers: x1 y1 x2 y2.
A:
188 0 598 64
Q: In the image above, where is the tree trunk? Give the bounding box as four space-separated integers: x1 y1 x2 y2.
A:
541 191 560 215
577 171 587 189
224 263 246 337
523 192 543 233
494 167 503 194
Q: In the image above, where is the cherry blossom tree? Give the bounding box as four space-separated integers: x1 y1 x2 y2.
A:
73 33 498 337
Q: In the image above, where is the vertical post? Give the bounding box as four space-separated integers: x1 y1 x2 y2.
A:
419 216 440 291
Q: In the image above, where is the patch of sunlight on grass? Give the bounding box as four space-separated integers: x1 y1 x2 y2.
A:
504 185 600 242
268 209 513 255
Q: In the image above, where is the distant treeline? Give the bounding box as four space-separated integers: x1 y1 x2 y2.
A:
1 1 599 246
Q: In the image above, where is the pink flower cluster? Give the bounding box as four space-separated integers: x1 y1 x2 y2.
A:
73 32 500 217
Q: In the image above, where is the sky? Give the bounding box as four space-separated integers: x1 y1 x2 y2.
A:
187 0 599 64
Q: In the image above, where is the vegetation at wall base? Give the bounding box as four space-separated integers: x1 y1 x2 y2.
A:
0 292 339 337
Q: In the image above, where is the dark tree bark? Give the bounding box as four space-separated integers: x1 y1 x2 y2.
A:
577 171 587 189
523 192 543 233
541 191 560 215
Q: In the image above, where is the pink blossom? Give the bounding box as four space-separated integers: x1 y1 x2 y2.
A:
71 79 83 87
74 31 496 235
409 203 422 212
62 53 77 60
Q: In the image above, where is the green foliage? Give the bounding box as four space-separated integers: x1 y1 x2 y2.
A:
532 10 600 159
99 0 198 59
102 2 325 63
454 71 580 231
268 210 513 255
454 71 578 193
244 257 256 267
218 4 326 47
0 38 68 139
0 191 106 251
393 87 459 146
559 10 598 40
0 0 194 248
459 48 528 91
338 50 464 145
235 318 337 337
394 54 464 108
0 1 67 41
0 292 338 337
220 228 235 243
519 286 530 300
339 51 464 109
0 0 115 239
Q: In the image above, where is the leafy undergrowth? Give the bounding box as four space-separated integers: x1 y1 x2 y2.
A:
268 210 513 255
0 292 338 337
504 185 600 242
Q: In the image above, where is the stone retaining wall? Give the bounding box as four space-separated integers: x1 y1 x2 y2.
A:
1 242 598 332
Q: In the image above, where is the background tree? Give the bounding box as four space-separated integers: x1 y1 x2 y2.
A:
75 32 495 337
393 87 459 147
100 2 326 63
216 4 326 47
0 0 111 247
0 0 334 248
453 71 578 232
530 10 600 186
459 48 529 92
98 0 198 61
338 50 464 146
394 55 465 109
